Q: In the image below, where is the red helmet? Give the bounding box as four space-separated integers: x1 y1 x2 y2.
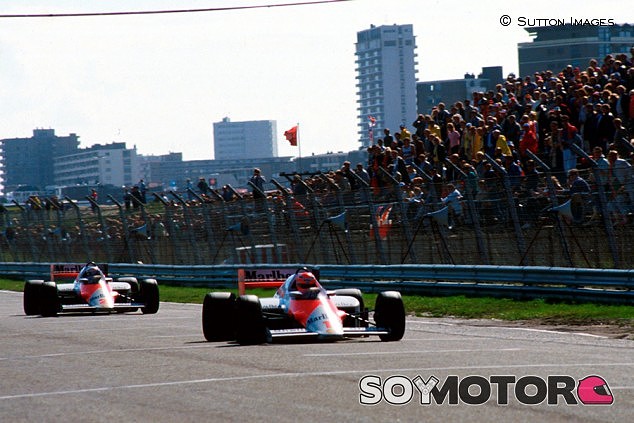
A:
296 271 318 292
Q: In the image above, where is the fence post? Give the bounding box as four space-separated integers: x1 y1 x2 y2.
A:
85 196 113 263
444 158 489 264
151 193 179 264
108 195 135 263
63 197 92 262
169 191 201 264
226 184 258 264
188 188 221 263
271 178 304 262
248 180 283 263
569 144 620 267
378 167 416 263
484 155 527 264
525 151 574 266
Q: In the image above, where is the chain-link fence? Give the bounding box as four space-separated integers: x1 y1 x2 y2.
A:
1 147 633 268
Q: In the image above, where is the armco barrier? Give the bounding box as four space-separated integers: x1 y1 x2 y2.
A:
1 262 632 305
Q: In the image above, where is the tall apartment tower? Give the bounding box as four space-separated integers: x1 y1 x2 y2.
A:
355 24 418 148
213 117 278 160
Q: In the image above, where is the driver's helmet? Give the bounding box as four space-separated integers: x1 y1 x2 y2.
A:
296 271 318 293
81 264 102 282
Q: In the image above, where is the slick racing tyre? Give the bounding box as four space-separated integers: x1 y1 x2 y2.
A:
23 280 44 316
116 277 140 296
333 288 367 327
374 291 406 342
202 292 236 342
140 279 160 314
39 281 61 317
235 295 268 345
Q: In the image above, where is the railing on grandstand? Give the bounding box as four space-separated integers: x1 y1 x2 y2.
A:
0 145 632 268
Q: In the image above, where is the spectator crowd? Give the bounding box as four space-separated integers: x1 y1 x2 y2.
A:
311 49 634 226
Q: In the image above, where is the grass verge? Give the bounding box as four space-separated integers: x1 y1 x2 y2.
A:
2 279 632 326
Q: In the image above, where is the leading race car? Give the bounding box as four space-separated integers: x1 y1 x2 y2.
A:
202 268 406 345
23 262 160 317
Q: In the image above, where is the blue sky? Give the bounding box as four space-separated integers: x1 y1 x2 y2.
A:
0 0 631 160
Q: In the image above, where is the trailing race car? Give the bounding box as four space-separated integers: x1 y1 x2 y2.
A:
202 268 405 345
23 263 160 317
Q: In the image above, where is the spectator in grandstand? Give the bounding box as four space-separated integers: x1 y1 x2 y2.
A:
606 150 633 221
249 168 266 200
446 122 461 155
441 183 463 227
611 117 631 157
596 104 616 152
197 177 210 195
221 185 235 202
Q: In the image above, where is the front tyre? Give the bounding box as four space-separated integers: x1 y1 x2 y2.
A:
202 292 236 341
39 281 60 317
140 279 159 314
235 295 267 345
24 280 44 316
374 291 405 342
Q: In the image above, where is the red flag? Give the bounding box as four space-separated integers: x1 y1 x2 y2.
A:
284 126 298 146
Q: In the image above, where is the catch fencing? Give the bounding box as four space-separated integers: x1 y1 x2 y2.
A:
0 144 633 268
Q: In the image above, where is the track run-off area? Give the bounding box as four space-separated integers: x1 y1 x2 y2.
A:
1 290 632 422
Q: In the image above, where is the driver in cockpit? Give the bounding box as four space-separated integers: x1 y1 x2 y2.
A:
295 271 320 298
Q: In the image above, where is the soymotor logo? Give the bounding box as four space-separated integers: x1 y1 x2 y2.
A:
359 374 613 406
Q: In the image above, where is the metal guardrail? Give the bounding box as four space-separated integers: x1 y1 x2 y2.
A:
1 262 632 305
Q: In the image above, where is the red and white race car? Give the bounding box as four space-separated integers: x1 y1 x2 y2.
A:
23 263 159 317
202 268 405 345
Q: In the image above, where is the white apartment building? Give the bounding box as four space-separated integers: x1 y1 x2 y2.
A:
355 24 418 147
53 142 140 187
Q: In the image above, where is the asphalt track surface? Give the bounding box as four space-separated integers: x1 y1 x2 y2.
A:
1 290 632 423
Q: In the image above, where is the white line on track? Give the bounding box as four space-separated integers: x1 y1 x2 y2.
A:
304 348 522 357
1 362 633 401
0 344 212 361
406 320 609 338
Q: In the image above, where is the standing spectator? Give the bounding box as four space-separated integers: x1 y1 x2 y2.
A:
446 122 461 155
221 185 234 201
138 179 147 204
130 186 143 209
185 178 194 200
197 177 210 195
612 117 631 157
250 168 266 199
560 114 580 174
341 161 358 190
354 163 370 186
89 188 98 213
606 150 633 221
400 137 417 165
123 188 132 211
441 183 463 227
596 104 616 152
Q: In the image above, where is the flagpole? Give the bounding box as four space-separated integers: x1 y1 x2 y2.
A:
297 122 301 172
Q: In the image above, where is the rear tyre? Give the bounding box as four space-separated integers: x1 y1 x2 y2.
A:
39 282 60 317
116 277 140 296
202 292 236 341
374 291 405 342
333 288 367 327
24 280 44 316
235 295 268 345
140 279 159 314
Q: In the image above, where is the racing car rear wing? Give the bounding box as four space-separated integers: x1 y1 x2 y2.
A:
237 268 319 295
50 264 108 281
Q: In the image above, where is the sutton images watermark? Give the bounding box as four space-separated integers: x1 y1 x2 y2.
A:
499 16 615 27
